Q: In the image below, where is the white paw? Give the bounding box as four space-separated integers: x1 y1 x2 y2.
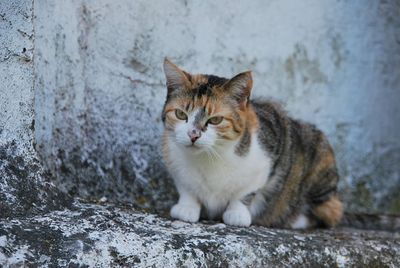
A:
290 214 310 229
223 207 252 227
170 203 200 223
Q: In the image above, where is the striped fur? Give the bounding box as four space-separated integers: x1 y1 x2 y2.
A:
161 58 342 228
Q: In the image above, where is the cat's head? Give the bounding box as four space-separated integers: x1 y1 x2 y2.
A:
162 58 254 153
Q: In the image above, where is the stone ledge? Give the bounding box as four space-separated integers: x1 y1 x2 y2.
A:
1 202 399 267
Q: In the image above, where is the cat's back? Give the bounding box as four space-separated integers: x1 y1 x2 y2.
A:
251 98 315 130
250 98 334 172
250 99 291 156
250 99 291 134
250 99 341 228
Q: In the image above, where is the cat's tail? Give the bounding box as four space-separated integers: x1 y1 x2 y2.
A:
339 212 400 232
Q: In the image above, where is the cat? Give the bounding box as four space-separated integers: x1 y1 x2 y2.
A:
161 58 342 229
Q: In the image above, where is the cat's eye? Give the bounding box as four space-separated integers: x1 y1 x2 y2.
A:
175 109 188 121
207 116 223 125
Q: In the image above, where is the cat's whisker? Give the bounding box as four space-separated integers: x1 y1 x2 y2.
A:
208 147 226 166
204 149 214 166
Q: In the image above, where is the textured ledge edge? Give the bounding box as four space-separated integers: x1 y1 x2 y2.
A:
1 202 399 267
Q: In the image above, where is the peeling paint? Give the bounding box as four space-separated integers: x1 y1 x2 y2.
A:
284 43 328 84
0 0 72 218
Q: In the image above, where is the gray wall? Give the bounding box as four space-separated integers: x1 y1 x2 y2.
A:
0 0 70 217
33 0 400 214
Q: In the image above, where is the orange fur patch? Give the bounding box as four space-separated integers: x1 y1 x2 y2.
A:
313 195 343 227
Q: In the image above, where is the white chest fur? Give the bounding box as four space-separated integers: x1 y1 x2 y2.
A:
167 133 272 218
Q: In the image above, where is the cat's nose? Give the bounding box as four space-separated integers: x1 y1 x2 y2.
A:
188 128 201 143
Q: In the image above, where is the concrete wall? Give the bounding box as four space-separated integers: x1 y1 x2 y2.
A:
0 0 70 218
33 0 400 214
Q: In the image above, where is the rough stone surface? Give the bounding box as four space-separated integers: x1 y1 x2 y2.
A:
1 203 400 267
0 0 71 218
33 0 400 214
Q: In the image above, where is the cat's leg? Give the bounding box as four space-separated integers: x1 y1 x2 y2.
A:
223 200 252 227
311 194 342 227
306 146 343 227
308 168 343 227
170 190 201 223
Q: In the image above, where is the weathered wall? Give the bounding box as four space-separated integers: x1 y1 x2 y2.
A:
34 0 400 214
0 0 70 218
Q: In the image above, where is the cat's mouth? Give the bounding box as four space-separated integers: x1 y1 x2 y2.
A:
183 142 209 153
185 143 201 149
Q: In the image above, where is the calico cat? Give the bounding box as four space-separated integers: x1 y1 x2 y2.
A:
161 58 342 229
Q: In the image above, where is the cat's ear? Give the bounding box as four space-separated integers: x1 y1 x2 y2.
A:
163 57 191 93
223 71 253 106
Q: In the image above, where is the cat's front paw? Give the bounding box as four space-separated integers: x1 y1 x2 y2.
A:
223 206 252 227
170 203 200 223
